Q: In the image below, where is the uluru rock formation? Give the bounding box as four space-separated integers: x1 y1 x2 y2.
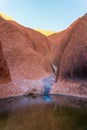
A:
49 13 87 80
59 15 87 80
0 41 11 83
0 15 51 81
0 14 53 98
0 12 87 98
9 20 51 56
50 13 87 96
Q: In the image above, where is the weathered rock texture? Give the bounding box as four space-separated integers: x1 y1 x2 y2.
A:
0 15 51 80
10 20 51 55
48 14 87 80
49 14 87 97
1 13 87 98
0 15 52 98
0 41 11 83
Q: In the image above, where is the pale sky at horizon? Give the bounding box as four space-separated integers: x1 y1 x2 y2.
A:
0 0 87 31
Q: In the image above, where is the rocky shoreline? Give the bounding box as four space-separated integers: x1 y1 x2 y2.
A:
0 74 87 99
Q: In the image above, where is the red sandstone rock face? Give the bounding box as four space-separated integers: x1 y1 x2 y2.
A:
0 42 11 83
48 13 87 80
59 14 87 79
0 16 50 81
49 14 87 97
26 28 51 55
48 30 66 50
10 20 51 56
0 15 52 98
1 13 87 98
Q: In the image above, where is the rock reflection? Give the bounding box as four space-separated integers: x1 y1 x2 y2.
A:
0 95 87 130
43 95 51 102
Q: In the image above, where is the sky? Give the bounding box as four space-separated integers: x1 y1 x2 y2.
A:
0 0 87 31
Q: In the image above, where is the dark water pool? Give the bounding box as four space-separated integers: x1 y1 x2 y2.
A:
0 95 87 130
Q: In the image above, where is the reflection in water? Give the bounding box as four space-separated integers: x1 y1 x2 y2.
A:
0 95 87 130
43 95 51 102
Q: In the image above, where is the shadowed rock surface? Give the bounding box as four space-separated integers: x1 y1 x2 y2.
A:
0 42 11 83
59 14 87 80
47 14 87 80
49 14 87 96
